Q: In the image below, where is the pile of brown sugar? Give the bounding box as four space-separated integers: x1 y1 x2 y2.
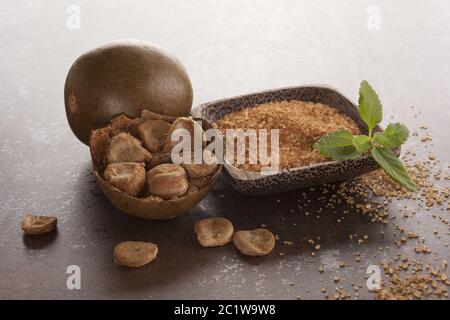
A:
213 100 360 171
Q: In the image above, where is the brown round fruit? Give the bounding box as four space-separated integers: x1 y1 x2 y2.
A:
64 40 193 145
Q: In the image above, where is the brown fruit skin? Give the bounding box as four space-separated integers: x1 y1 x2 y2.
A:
64 40 193 145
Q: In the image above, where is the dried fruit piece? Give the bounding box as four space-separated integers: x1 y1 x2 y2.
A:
113 241 158 268
182 149 219 178
147 163 188 199
163 117 205 153
233 228 275 256
89 111 221 219
21 215 57 235
194 218 234 247
104 162 146 197
106 132 152 164
138 120 172 153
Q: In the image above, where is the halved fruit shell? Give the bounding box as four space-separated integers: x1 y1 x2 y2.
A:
89 112 222 219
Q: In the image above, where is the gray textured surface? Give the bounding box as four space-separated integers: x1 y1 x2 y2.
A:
0 0 449 299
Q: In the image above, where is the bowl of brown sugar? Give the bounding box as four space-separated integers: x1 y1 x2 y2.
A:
191 85 388 195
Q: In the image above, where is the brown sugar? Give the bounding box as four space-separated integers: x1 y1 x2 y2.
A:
377 260 449 300
213 100 360 171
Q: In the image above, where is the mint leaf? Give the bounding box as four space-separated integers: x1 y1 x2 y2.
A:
313 130 362 160
374 123 409 148
358 80 382 136
352 135 372 153
371 146 417 191
313 81 416 192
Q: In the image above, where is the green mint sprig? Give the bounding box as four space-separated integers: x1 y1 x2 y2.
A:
313 80 417 191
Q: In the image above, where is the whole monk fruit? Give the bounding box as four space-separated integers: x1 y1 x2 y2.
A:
64 40 193 145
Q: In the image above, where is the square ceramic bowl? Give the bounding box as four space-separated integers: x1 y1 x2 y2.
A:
191 85 392 195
